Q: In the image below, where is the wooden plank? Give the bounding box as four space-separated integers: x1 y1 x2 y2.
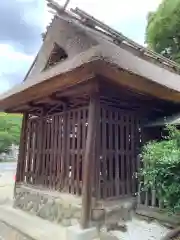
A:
65 111 71 190
94 101 101 200
131 115 136 194
120 114 125 196
137 183 142 205
145 190 148 207
115 111 120 197
71 110 76 194
52 115 58 188
52 115 57 188
50 115 55 188
108 110 114 197
41 117 47 185
46 119 51 187
102 107 107 199
32 121 37 184
2 64 95 111
36 114 44 185
125 115 130 195
16 113 28 184
81 107 87 192
151 189 156 207
60 110 67 190
76 109 81 195
26 120 33 184
56 115 61 188
81 92 99 229
33 120 38 184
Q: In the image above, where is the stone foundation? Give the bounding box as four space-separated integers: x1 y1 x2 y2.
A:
14 185 136 231
14 185 82 227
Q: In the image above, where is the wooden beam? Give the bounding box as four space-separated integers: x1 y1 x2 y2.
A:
81 92 99 229
1 64 95 111
14 113 28 195
92 60 180 103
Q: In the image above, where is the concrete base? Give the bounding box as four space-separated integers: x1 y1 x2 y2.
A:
66 225 98 240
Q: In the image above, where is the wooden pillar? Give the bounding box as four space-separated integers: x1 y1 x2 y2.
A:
60 105 68 190
14 113 28 195
81 92 99 229
35 111 44 184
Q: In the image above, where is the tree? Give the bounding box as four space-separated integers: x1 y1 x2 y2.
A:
140 125 180 213
146 0 180 63
0 113 22 154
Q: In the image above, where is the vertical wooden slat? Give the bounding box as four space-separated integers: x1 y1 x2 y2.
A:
46 119 50 187
81 92 99 229
131 115 136 194
76 109 81 195
53 115 58 188
145 190 148 206
108 111 113 197
50 116 55 188
115 111 120 197
94 102 101 200
37 113 44 185
102 107 107 199
120 114 125 196
52 116 56 188
42 117 47 185
159 199 164 209
16 113 28 184
65 111 71 190
27 120 33 184
151 189 156 207
137 183 141 205
81 107 87 192
56 115 61 187
71 110 76 194
126 114 130 195
60 109 67 190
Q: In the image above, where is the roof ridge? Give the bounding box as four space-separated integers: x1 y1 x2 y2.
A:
70 8 180 73
45 0 180 74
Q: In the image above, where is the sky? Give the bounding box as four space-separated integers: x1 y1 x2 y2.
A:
0 0 162 94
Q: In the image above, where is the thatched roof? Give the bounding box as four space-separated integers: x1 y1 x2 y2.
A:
1 2 180 111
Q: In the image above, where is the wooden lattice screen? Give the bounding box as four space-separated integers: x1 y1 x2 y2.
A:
17 103 142 200
18 106 88 195
95 105 142 200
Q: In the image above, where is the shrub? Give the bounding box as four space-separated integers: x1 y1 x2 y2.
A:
139 125 180 213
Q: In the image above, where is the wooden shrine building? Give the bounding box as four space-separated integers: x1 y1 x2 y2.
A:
1 5 180 229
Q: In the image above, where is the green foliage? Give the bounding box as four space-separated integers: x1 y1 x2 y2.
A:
146 0 180 63
140 125 180 213
0 113 22 154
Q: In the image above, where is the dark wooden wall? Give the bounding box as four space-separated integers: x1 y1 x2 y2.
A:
16 106 89 195
94 104 142 200
16 98 143 200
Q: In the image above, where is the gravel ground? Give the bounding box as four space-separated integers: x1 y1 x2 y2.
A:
0 164 171 240
108 217 170 240
0 169 30 240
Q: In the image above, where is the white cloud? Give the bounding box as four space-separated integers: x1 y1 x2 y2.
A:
0 44 34 94
0 80 10 94
0 44 33 74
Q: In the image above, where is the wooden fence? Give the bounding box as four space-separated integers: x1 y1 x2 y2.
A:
137 183 165 209
19 106 88 195
17 103 143 200
96 105 142 200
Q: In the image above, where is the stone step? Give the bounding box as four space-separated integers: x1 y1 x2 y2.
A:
0 205 66 240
